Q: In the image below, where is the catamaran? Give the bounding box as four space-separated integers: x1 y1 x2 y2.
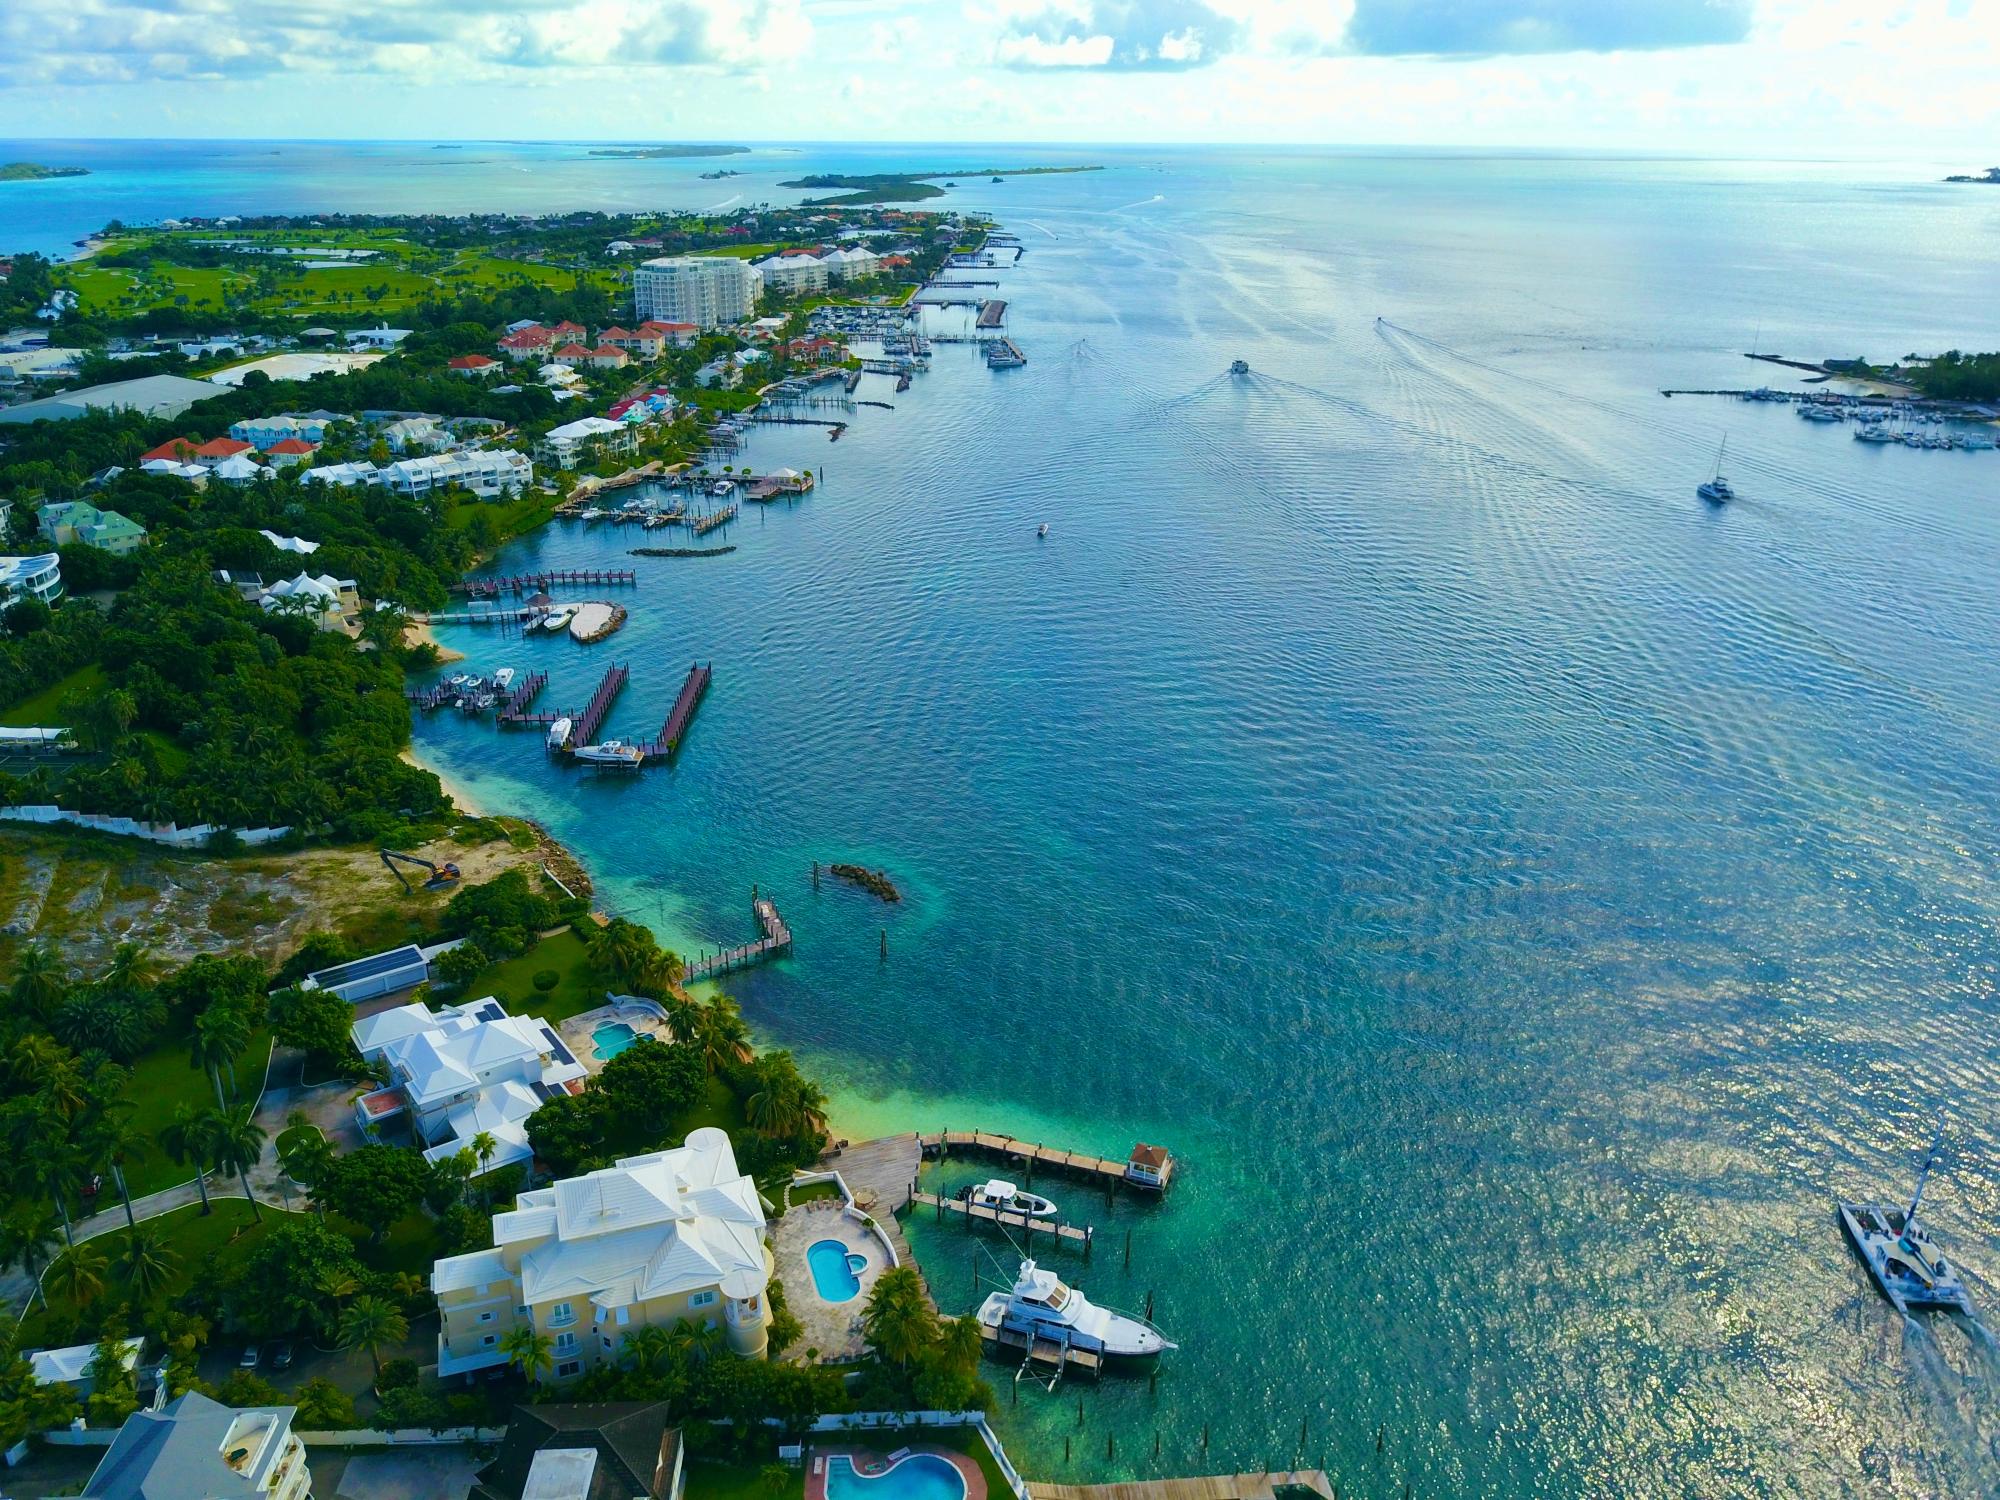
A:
1697 438 1736 504
978 1259 1174 1361
1838 1117 1974 1317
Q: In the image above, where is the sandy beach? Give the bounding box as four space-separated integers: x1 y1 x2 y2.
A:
404 618 465 664
399 746 488 817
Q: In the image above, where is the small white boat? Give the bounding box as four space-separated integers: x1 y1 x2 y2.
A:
978 1259 1173 1361
1839 1117 1974 1317
546 717 573 751
572 739 644 768
541 608 573 633
960 1179 1057 1219
710 480 734 497
492 666 517 690
1854 423 1897 443
1037 523 1049 539
1230 358 1250 376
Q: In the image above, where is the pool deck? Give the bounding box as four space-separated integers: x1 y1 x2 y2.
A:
773 1201 888 1362
807 1447 987 1500
557 996 674 1075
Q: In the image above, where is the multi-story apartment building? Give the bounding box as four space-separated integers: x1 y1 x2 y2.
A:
80 1393 311 1500
632 257 762 329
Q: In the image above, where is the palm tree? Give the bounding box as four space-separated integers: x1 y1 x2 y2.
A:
277 1129 332 1191
117 1228 179 1304
8 942 68 1027
666 1316 724 1369
47 1242 108 1310
861 1266 937 1369
500 1324 554 1384
25 1143 88 1251
745 1052 811 1139
77 1104 147 1233
161 1104 215 1215
470 1131 498 1176
99 943 154 1002
203 1104 267 1221
188 1007 247 1110
695 996 753 1074
660 994 704 1048
621 1323 672 1377
337 1295 408 1379
0 1210 61 1312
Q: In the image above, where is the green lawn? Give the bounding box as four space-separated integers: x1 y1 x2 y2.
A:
120 1028 274 1197
333 1211 443 1277
685 1457 803 1500
788 1180 841 1206
1 664 105 727
457 927 610 1023
21 1199 280 1342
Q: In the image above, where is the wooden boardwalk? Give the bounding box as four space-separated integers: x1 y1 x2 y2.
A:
636 662 710 759
922 1131 1175 1193
1028 1473 1336 1500
911 1191 1094 1251
561 663 627 749
822 1133 933 1310
683 895 791 983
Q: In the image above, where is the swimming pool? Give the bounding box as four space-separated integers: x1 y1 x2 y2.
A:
825 1454 967 1500
590 1021 640 1060
806 1239 869 1303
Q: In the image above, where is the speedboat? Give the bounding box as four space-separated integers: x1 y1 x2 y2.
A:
492 666 516 690
1838 1118 1974 1316
572 739 644 768
710 480 734 497
1697 436 1735 505
546 717 573 751
977 1259 1173 1362
959 1179 1058 1219
541 608 573 632
1230 359 1250 375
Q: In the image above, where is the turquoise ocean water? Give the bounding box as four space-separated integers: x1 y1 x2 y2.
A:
10 145 2000 1495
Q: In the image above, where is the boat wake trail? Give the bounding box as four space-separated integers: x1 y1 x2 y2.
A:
701 194 742 214
1112 194 1166 212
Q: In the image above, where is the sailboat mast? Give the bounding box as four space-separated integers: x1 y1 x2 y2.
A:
1905 1116 1945 1229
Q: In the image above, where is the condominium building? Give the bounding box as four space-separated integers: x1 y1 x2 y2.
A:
0 553 63 609
79 1392 310 1500
632 257 762 330
38 501 148 556
432 1128 773 1381
377 449 534 499
538 417 636 468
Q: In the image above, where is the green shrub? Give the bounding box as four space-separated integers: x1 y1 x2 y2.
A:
532 968 559 991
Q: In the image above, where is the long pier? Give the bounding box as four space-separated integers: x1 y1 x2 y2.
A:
911 1191 1095 1252
691 504 738 536
453 569 636 597
557 663 627 750
638 662 710 758
922 1131 1175 1193
683 894 792 984
494 671 550 725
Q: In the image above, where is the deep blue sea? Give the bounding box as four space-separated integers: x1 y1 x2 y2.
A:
11 144 2000 1497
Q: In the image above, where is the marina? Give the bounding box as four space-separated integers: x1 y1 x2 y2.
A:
452 568 636 596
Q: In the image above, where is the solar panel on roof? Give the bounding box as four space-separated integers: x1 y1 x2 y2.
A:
308 944 426 989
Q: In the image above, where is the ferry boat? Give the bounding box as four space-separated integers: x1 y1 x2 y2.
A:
1838 1118 1974 1316
1230 359 1250 375
545 717 573 751
959 1179 1058 1219
978 1259 1174 1362
572 740 645 769
1697 437 1735 505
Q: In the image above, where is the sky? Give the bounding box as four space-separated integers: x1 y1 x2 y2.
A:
1 0 1997 154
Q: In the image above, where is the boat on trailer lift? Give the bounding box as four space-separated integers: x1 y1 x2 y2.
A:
1838 1115 1975 1317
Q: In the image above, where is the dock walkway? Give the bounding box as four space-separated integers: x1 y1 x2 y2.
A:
976 300 1008 329
453 568 635 596
637 662 710 758
922 1131 1175 1193
683 895 792 984
557 663 627 751
495 671 551 726
911 1191 1094 1252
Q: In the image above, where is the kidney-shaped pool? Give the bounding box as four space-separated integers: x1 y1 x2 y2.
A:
825 1454 968 1500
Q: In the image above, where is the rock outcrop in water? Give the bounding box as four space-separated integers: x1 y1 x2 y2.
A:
830 863 900 902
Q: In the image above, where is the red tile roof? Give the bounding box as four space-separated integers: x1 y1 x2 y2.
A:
140 437 201 464
266 438 318 455
551 320 586 336
193 437 253 459
449 353 498 369
499 327 553 349
597 326 635 341
590 345 627 360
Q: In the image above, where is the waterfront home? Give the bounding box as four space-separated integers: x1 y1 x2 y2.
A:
78 1392 310 1500
37 500 148 556
352 995 587 1169
539 416 636 468
262 437 318 469
257 571 357 629
0 553 64 608
450 353 502 378
693 349 765 390
378 449 534 499
475 1402 684 1500
431 1128 773 1381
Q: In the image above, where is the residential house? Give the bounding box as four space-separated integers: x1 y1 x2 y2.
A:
585 345 629 371
538 417 636 468
752 251 828 296
472 1403 683 1500
692 349 765 390
777 336 844 366
500 326 556 362
27 1338 147 1402
641 321 700 349
378 449 534 499
211 453 273 487
38 501 148 556
301 461 379 489
77 1392 310 1500
348 325 412 349
301 940 441 1002
228 412 336 449
263 437 318 469
431 1128 773 1381
257 572 357 629
138 437 202 465
0 553 64 608
551 343 596 369
258 530 319 556
351 996 587 1170
191 437 255 468
379 416 447 454
450 354 502 378
550 320 587 343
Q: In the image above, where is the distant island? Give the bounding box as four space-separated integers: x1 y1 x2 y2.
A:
699 169 747 180
1943 167 2000 183
780 164 1101 206
0 161 89 182
590 144 750 160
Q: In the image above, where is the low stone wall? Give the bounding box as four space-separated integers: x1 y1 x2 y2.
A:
1 805 292 848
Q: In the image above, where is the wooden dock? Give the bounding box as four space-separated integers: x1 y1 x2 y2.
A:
557 663 627 751
454 569 636 596
683 895 792 984
982 1321 1104 1381
495 670 550 725
911 1191 1094 1252
1028 1473 1336 1500
691 504 738 536
637 661 710 759
922 1131 1175 1193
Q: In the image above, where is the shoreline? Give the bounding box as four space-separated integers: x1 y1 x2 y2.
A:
404 618 465 664
399 745 488 818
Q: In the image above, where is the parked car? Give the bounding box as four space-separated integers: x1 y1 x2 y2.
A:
237 1346 259 1370
267 1342 294 1371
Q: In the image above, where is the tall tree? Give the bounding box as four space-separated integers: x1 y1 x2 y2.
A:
161 1103 215 1215
499 1324 553 1385
47 1242 108 1310
7 942 68 1028
203 1104 267 1221
336 1295 407 1378
188 1006 248 1110
117 1228 179 1304
76 1102 148 1233
0 1210 61 1311
861 1266 938 1370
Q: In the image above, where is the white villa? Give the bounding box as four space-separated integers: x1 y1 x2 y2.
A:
538 416 636 468
432 1128 773 1382
257 572 357 630
353 997 588 1171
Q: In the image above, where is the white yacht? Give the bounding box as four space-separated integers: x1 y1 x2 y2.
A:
959 1179 1058 1219
978 1259 1174 1361
572 739 645 769
545 717 573 751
